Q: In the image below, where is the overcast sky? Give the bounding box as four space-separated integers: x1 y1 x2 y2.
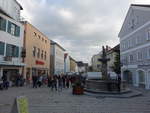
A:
17 0 150 64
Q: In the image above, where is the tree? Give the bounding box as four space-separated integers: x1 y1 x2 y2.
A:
112 53 121 74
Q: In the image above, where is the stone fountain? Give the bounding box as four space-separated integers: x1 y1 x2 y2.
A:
85 46 129 94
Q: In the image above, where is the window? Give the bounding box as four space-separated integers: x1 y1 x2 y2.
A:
137 51 142 60
147 30 150 41
129 55 133 62
42 38 44 41
0 16 6 31
147 48 150 59
33 47 36 57
38 35 41 39
44 51 46 60
33 32 37 36
6 44 19 57
0 41 5 55
37 48 40 58
41 50 44 59
45 40 47 43
7 21 20 37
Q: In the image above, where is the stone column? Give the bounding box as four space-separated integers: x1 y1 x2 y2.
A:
135 70 139 87
145 71 149 89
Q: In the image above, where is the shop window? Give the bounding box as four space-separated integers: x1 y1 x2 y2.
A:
0 41 5 55
0 16 6 31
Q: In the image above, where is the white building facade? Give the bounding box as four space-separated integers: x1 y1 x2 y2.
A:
119 4 150 89
50 41 65 75
0 0 23 21
0 0 24 84
64 53 70 74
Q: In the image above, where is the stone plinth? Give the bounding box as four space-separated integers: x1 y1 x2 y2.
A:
85 79 128 93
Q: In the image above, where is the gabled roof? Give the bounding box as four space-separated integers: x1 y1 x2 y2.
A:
118 4 150 38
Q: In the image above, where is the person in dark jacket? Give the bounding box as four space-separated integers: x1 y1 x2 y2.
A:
32 75 38 88
117 74 121 92
2 73 8 89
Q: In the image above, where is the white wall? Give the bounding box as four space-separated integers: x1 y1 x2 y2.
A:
0 13 24 65
64 54 70 73
54 45 65 75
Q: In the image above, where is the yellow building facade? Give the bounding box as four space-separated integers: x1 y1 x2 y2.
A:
70 57 77 72
22 21 50 80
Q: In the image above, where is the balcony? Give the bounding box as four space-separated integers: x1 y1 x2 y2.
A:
4 56 12 61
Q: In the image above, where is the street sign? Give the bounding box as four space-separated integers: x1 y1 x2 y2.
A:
11 96 29 113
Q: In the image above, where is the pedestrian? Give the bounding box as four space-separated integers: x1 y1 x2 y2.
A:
58 75 63 91
62 75 66 88
16 73 21 87
66 77 70 88
37 75 43 87
48 76 52 88
117 74 121 92
51 76 57 91
32 75 37 88
2 72 8 90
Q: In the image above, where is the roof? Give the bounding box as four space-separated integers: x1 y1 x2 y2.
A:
131 4 150 8
15 0 23 10
118 4 150 37
51 40 66 51
107 44 120 54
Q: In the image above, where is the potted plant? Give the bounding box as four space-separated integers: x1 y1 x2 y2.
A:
72 78 84 95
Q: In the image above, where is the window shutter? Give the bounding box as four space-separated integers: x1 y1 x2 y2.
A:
0 17 6 31
15 26 20 37
0 42 5 55
7 21 11 34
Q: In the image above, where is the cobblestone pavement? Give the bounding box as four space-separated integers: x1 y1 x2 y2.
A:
0 86 150 113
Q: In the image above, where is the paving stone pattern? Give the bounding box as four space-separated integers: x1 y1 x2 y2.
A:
0 86 150 113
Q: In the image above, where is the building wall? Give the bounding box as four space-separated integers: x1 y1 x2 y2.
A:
0 0 22 21
119 6 150 89
0 12 24 81
64 54 70 73
91 54 101 72
70 58 76 72
54 45 65 75
23 22 50 78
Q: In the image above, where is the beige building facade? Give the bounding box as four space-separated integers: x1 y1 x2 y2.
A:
70 57 77 72
22 21 50 80
107 45 120 72
91 53 102 72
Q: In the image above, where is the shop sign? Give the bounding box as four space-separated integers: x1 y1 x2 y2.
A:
36 60 44 65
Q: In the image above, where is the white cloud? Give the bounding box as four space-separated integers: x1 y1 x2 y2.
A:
17 0 149 64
